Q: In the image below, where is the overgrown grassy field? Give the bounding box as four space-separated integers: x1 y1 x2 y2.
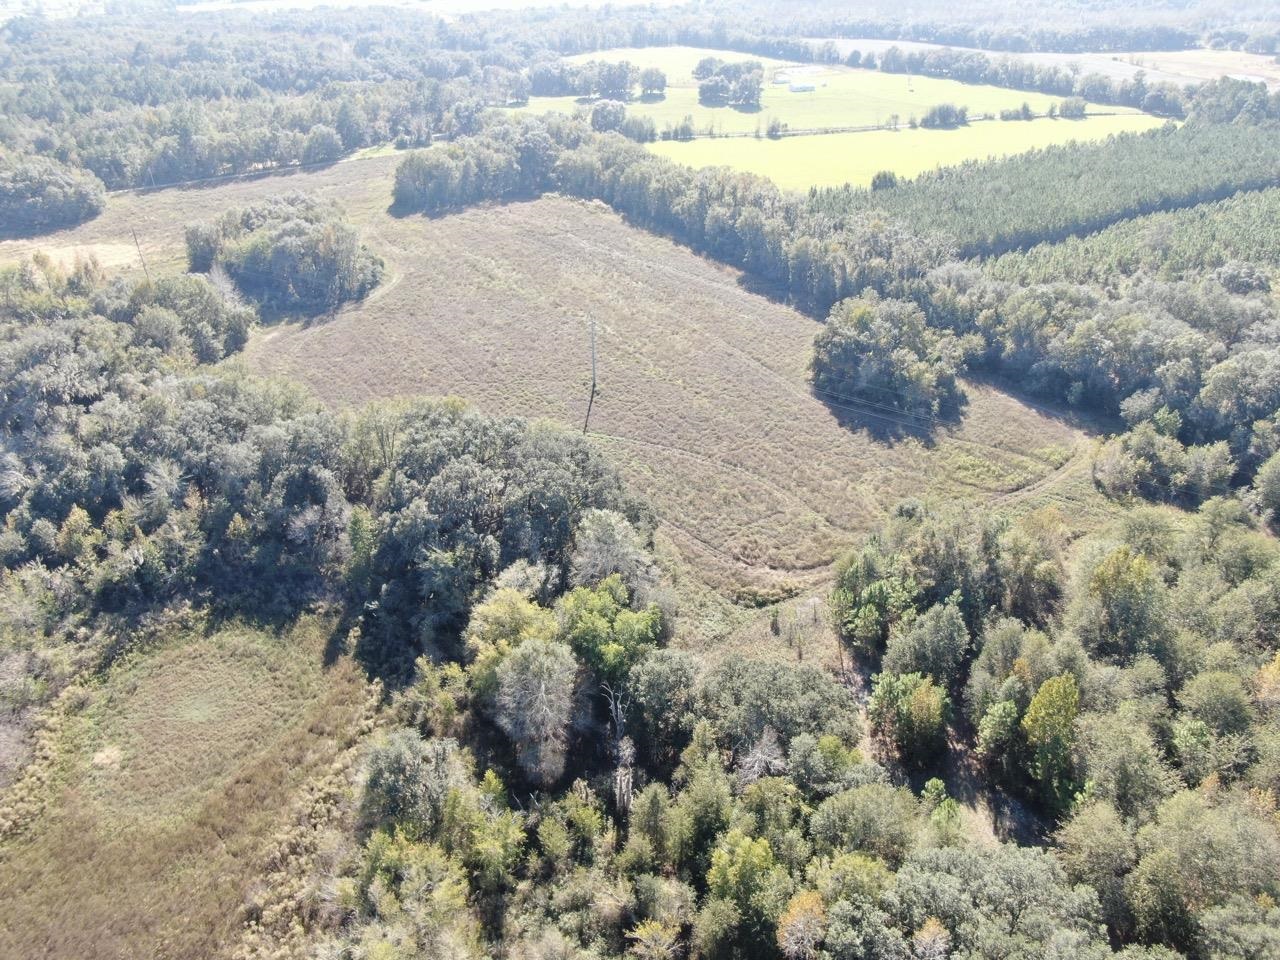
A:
526 46 1142 135
648 113 1164 189
0 157 1113 613
0 616 372 959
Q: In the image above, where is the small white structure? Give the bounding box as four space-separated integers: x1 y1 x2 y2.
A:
789 81 816 93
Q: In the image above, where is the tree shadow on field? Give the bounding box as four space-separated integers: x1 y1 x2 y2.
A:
386 189 544 222
964 370 1115 434
253 300 342 329
812 382 968 447
0 219 93 242
637 92 667 104
129 156 345 200
734 271 796 309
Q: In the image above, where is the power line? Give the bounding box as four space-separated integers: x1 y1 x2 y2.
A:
582 317 597 434
97 176 1256 508
131 227 152 284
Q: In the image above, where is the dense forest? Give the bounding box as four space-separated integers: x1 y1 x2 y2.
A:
814 123 1280 258
284 496 1280 960
3 2 1280 959
0 254 643 700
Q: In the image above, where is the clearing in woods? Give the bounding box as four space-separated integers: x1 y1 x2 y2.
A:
528 46 1149 134
519 46 1163 188
0 616 371 960
0 156 1112 621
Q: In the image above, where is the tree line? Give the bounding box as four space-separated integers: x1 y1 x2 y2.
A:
4 3 1277 226
0 8 528 191
812 123 1280 259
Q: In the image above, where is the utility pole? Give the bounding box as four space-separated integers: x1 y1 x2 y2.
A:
131 228 152 284
582 318 597 434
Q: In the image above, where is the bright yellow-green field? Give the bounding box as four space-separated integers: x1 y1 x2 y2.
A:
649 113 1167 190
520 45 1148 137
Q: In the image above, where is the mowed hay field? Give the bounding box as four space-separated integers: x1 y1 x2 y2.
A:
0 157 1111 603
0 617 372 959
527 46 1146 134
649 113 1165 190
520 46 1163 188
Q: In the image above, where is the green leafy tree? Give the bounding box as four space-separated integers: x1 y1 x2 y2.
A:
556 574 662 683
868 672 949 766
831 544 915 653
1127 791 1280 950
811 783 920 867
495 637 577 786
1255 450 1280 527
626 648 698 767
811 293 978 421
464 587 557 699
591 99 628 132
362 730 468 835
882 599 969 683
1178 670 1254 735
1075 708 1175 821
1070 545 1170 663
1021 674 1079 809
0 157 105 235
1055 801 1137 937
639 67 667 97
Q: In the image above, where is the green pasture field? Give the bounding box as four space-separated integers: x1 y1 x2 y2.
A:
648 113 1166 190
520 45 1150 137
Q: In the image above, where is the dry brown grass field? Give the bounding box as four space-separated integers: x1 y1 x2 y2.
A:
0 616 372 960
0 154 1115 620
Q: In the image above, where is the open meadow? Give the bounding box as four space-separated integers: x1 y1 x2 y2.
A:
527 45 1144 134
648 112 1164 189
521 45 1163 188
0 617 372 960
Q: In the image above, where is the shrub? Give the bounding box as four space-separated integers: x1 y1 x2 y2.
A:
185 192 382 313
